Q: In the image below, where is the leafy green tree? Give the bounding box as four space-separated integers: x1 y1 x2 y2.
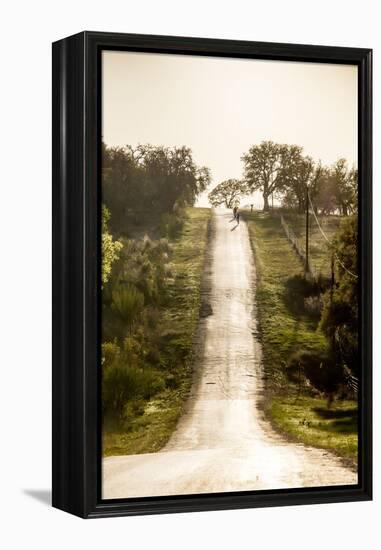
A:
312 167 338 215
102 143 210 229
208 179 246 208
329 159 357 215
280 157 358 216
102 205 123 285
286 350 344 405
281 157 326 213
242 141 301 211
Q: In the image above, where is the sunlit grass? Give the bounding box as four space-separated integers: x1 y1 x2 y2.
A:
103 389 188 456
269 396 358 465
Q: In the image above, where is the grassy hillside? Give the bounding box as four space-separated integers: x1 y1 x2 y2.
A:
103 207 211 456
242 210 357 467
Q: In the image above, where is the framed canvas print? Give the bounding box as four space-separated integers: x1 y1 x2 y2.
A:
52 32 372 518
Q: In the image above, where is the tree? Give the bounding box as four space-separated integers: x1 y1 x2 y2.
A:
310 160 357 216
102 143 211 229
286 350 344 405
133 144 210 211
312 166 338 215
208 179 246 208
242 141 301 211
330 159 357 215
281 157 328 213
320 216 358 376
348 167 358 213
102 205 123 286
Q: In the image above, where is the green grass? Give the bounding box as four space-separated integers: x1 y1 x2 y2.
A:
242 210 357 466
103 207 211 456
282 211 342 277
243 210 327 388
269 396 358 467
103 389 189 456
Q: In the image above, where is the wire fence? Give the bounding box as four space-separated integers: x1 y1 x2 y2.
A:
343 366 359 396
307 193 358 280
280 207 359 396
279 214 318 280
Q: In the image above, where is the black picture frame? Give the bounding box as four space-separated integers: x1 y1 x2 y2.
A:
52 31 372 518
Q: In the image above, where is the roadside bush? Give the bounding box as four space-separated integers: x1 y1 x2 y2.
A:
111 284 145 327
102 205 123 286
304 295 323 317
160 213 184 239
103 361 165 418
286 350 344 404
123 399 146 422
112 237 172 306
284 274 323 317
101 341 121 369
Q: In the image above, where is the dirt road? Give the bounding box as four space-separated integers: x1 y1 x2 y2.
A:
103 210 357 499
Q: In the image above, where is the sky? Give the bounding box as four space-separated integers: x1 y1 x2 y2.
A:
102 51 358 208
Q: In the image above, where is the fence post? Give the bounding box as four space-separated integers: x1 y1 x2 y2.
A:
279 211 317 283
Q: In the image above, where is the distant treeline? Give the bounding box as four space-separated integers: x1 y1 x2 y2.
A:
209 141 357 215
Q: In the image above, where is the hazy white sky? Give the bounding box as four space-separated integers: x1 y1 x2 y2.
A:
102 51 357 207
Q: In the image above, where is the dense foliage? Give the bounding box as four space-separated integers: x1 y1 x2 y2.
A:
102 205 123 285
102 143 211 232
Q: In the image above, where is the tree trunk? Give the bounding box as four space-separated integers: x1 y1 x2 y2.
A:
263 194 270 212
